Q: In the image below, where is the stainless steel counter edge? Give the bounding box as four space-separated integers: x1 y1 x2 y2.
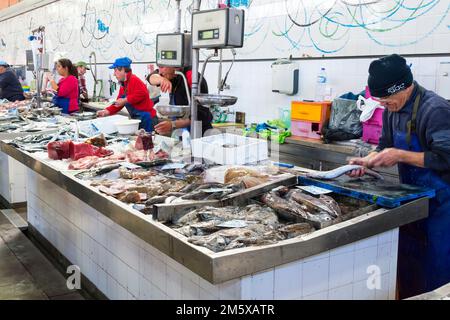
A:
0 141 429 284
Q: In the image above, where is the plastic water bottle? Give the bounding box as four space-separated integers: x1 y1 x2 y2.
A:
315 67 327 101
182 128 191 150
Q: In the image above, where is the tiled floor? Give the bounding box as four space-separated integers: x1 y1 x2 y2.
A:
0 207 85 300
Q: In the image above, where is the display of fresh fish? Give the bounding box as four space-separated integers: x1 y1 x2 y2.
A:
164 192 186 197
305 165 383 180
319 194 342 217
260 190 310 222
189 220 223 236
118 191 141 203
188 228 257 253
277 223 314 238
165 196 178 204
261 188 335 228
75 164 121 180
288 190 340 218
97 185 125 196
145 196 168 206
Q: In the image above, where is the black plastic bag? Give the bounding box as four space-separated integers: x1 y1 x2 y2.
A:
322 97 362 143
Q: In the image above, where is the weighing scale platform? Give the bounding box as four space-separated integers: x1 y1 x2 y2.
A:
298 175 435 208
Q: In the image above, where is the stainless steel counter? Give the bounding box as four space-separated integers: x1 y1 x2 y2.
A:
0 140 429 284
81 101 130 117
217 127 399 181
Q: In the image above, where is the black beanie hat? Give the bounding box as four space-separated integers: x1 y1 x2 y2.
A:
368 54 413 98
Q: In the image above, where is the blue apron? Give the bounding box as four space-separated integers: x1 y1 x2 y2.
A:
120 94 154 132
52 95 71 114
396 85 450 299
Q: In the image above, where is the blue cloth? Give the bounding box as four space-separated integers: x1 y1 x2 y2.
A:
108 57 132 69
52 95 71 114
0 60 8 66
339 90 365 100
120 94 154 132
395 88 450 299
255 123 277 132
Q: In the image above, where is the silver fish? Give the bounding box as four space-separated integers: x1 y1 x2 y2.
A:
319 194 342 217
288 190 340 218
305 165 384 180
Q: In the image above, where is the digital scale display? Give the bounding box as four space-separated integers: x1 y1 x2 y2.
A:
198 29 219 40
161 50 177 60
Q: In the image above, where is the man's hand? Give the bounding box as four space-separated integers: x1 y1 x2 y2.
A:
347 151 381 177
160 78 172 93
114 98 127 107
367 148 402 168
96 110 110 117
154 120 173 135
347 156 370 177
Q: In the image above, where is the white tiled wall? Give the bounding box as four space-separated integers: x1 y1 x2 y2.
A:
27 168 399 300
0 151 27 204
86 55 450 125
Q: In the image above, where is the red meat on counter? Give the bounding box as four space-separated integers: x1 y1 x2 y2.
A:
69 142 113 160
47 141 71 160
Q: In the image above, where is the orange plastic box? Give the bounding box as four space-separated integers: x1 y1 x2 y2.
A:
291 101 332 123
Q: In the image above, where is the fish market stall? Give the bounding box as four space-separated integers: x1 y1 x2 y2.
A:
0 100 66 206
0 130 432 300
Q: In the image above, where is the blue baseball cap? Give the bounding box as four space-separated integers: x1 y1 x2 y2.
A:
0 60 9 67
108 57 132 69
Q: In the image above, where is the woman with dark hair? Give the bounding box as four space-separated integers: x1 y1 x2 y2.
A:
47 58 79 113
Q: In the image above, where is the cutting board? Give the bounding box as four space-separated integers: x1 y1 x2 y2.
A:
297 175 435 208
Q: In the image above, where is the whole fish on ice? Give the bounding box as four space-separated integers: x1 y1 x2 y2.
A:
305 165 383 180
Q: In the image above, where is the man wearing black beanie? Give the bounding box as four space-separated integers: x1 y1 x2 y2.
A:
349 54 450 299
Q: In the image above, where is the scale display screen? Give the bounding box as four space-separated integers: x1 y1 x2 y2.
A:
161 50 177 60
198 29 219 40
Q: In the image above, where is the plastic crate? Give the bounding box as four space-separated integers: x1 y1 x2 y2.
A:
291 120 323 140
362 123 382 145
291 101 331 122
362 108 384 144
365 108 384 126
191 133 268 165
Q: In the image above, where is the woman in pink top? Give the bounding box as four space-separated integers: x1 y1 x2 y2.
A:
48 59 79 113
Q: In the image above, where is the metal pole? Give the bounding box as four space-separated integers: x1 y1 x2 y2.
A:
191 0 201 139
34 26 45 109
217 49 223 94
175 0 181 33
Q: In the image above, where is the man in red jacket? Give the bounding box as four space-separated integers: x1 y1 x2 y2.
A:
97 57 157 132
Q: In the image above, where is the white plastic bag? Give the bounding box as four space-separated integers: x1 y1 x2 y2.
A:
356 95 384 122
